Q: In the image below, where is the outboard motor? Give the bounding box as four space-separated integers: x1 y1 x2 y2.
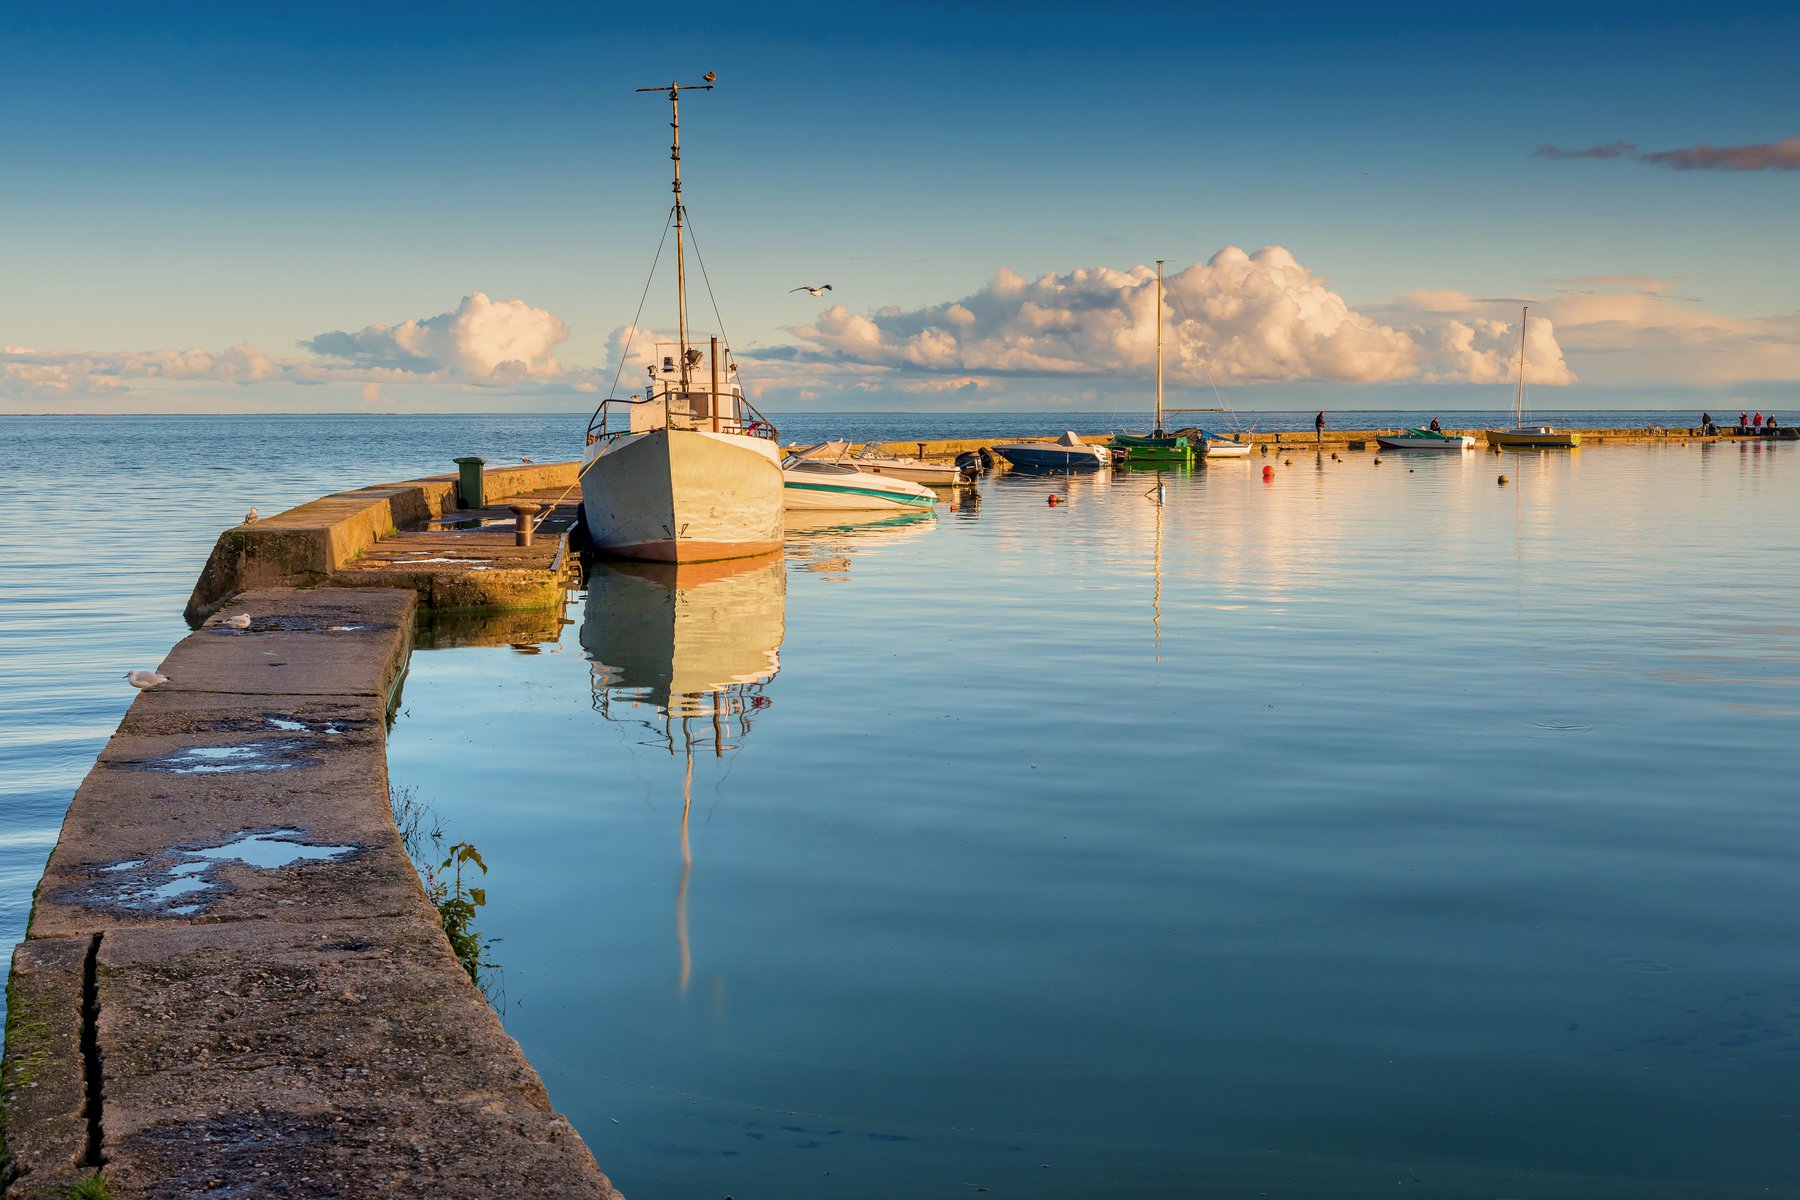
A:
955 450 984 480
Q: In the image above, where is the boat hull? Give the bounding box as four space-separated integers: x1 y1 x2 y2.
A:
1376 431 1475 450
1110 434 1193 464
581 428 783 562
782 476 938 512
850 460 966 486
1200 439 1253 459
1486 428 1580 448
994 445 1109 472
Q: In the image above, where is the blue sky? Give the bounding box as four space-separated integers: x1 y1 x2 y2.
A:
3 1 1796 412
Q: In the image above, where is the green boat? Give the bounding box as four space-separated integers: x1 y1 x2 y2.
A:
1110 259 1195 465
1110 432 1193 463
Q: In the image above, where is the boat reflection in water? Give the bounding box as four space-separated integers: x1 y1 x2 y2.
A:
579 553 786 992
785 508 938 579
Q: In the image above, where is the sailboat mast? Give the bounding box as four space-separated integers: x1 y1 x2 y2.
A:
637 75 716 392
1155 260 1164 436
1515 305 1528 424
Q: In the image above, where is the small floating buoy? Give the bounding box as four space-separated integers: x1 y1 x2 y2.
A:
1373 457 1382 465
1259 445 1269 456
1498 474 1509 485
1284 457 1293 466
1047 495 1061 506
1408 468 1415 473
1262 465 1274 479
1491 444 1502 455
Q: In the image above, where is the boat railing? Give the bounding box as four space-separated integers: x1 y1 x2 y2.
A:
585 392 780 446
586 392 777 447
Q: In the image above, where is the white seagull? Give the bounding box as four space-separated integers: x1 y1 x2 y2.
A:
124 670 169 690
790 284 833 297
244 507 260 524
222 613 252 630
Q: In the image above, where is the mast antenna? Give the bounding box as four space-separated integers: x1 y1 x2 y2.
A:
634 73 716 390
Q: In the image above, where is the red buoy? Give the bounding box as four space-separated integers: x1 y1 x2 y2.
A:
1262 465 1275 479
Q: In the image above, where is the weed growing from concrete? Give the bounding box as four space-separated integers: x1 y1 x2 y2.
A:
389 786 505 1010
60 1171 115 1200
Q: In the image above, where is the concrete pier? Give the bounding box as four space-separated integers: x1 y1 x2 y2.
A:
4 581 619 1195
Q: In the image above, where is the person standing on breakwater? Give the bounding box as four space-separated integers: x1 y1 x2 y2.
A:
1740 412 1749 432
1754 412 1764 429
1315 411 1326 443
1701 411 1713 434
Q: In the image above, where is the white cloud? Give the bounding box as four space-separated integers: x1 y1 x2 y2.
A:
305 292 568 379
782 248 1555 388
3 293 591 402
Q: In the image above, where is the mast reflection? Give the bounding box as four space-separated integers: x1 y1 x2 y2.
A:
580 553 786 993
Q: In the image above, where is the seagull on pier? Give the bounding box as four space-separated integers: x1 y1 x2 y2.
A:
520 456 533 464
243 507 260 524
124 670 169 690
222 613 252 630
790 284 833 297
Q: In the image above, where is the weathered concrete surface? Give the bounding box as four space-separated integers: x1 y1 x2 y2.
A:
329 489 582 613
1 938 91 1197
184 462 580 624
96 919 611 1197
3 587 620 1198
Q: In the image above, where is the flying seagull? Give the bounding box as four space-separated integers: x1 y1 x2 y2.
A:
124 670 169 690
790 284 833 297
222 613 252 630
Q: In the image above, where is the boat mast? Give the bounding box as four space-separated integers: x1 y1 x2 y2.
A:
1515 306 1528 425
636 74 715 392
1155 260 1165 436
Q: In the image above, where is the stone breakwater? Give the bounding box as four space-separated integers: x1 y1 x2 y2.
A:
2 461 617 1198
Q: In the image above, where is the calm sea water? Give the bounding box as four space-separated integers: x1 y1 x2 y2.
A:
5 414 1798 1197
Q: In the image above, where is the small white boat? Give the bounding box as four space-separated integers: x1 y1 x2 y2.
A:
788 441 967 486
781 456 938 512
850 442 969 486
1199 433 1254 459
993 431 1111 472
1375 427 1475 451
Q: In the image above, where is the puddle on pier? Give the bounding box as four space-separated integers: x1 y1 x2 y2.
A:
83 829 360 916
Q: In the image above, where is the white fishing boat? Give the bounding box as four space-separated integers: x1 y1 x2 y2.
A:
1487 306 1580 449
781 455 938 512
579 75 784 563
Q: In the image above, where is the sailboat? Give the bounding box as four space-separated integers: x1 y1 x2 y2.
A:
579 75 784 562
1111 260 1195 464
1486 306 1580 449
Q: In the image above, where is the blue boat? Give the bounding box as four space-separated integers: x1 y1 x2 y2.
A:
993 431 1111 473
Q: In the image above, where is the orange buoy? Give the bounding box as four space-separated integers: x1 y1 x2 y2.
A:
1262 465 1274 479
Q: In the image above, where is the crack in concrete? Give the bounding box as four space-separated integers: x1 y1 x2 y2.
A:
80 932 104 1170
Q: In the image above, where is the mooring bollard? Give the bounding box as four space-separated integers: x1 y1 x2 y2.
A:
917 442 927 461
509 503 542 547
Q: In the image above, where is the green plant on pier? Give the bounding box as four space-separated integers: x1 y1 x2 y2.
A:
60 1171 116 1200
432 842 494 983
389 787 504 1008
